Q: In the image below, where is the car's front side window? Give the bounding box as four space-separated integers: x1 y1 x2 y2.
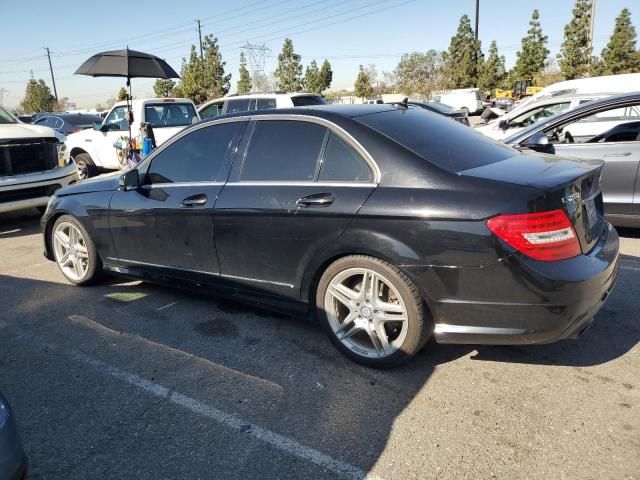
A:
511 102 570 128
200 102 223 119
146 122 238 184
240 120 326 181
105 106 127 131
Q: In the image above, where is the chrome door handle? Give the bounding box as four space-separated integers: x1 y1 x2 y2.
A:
297 193 334 207
604 152 632 157
181 194 208 207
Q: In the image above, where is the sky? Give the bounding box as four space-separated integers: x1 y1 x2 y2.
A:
0 0 638 109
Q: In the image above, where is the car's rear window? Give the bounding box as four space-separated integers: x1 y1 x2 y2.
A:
291 95 327 107
356 108 515 172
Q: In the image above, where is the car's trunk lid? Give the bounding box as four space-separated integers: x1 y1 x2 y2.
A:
461 153 605 254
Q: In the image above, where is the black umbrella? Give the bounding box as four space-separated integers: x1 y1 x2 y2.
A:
75 48 180 142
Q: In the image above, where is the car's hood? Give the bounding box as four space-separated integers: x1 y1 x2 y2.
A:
57 172 120 196
0 122 63 141
459 152 603 191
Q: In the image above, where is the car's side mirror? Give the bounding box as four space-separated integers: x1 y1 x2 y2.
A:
520 131 550 149
498 119 509 130
119 169 140 191
93 121 106 132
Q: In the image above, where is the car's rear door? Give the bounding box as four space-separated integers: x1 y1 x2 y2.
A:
213 116 377 299
108 120 244 277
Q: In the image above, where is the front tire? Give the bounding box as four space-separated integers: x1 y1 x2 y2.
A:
52 215 102 285
316 255 431 368
74 153 97 180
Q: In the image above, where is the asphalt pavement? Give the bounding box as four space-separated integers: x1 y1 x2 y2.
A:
0 209 638 480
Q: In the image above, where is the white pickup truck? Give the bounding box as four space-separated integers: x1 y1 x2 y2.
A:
0 105 77 214
65 98 199 179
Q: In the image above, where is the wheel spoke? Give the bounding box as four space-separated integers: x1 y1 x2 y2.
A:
55 230 70 248
374 323 391 355
375 310 408 323
60 252 72 267
338 323 361 340
366 327 385 356
335 311 357 335
328 283 359 307
69 227 77 244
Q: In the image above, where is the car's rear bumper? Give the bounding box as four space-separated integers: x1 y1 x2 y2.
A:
407 223 620 345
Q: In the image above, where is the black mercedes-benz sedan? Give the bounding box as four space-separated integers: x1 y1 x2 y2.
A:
41 104 619 367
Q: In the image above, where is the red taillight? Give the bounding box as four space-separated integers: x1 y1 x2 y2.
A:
487 209 581 261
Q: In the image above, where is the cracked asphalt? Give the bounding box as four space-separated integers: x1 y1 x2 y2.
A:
0 209 638 480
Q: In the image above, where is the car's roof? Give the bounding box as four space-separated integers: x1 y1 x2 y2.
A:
504 91 640 144
199 92 324 108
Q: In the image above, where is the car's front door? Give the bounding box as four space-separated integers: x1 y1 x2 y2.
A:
213 117 377 299
95 106 130 169
108 120 244 277
546 103 640 216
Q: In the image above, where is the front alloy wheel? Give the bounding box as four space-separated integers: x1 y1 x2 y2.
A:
52 215 101 285
317 256 430 368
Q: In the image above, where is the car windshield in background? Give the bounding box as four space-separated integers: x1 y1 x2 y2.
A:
0 106 17 124
144 103 197 128
291 95 327 107
61 114 102 125
357 108 515 172
424 102 456 113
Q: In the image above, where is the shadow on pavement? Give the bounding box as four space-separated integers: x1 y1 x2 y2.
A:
0 210 42 239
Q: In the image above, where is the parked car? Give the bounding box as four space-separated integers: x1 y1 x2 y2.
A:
33 112 103 136
432 88 483 115
198 92 327 119
504 92 640 228
0 104 78 214
0 391 28 480
42 104 619 367
476 93 610 140
393 100 469 126
64 98 199 180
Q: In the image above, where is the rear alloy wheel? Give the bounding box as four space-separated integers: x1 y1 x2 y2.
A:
317 255 430 368
52 215 101 285
73 153 96 180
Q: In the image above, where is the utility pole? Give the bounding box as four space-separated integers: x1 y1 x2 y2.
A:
474 0 479 41
588 0 596 53
0 88 7 105
44 47 58 101
195 20 203 59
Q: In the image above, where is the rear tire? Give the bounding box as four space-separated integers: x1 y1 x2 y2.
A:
74 153 97 180
316 255 431 368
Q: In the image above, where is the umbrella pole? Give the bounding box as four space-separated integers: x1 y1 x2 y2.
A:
126 77 133 153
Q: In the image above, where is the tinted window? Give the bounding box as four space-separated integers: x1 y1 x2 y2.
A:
226 98 252 113
291 95 327 107
200 103 223 119
147 123 238 184
357 108 515 172
511 102 571 128
241 120 326 181
106 106 128 131
319 133 373 182
256 98 277 110
145 103 196 128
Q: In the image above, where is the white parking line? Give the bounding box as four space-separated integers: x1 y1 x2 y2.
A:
10 324 381 480
621 265 640 272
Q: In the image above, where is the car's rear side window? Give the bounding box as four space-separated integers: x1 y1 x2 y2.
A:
227 98 252 113
256 98 277 110
319 133 373 182
240 120 326 181
356 108 515 172
147 123 238 184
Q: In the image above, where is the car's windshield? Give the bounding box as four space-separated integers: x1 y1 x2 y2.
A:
357 108 515 172
0 105 17 124
144 103 197 128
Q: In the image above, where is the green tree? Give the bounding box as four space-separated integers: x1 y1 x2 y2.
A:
303 60 320 93
557 0 592 79
318 59 333 92
394 50 443 98
237 52 252 94
442 15 483 88
19 79 56 114
478 41 506 93
513 10 549 80
274 38 303 92
176 35 231 104
353 65 373 100
153 79 176 97
116 87 128 101
599 8 639 75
